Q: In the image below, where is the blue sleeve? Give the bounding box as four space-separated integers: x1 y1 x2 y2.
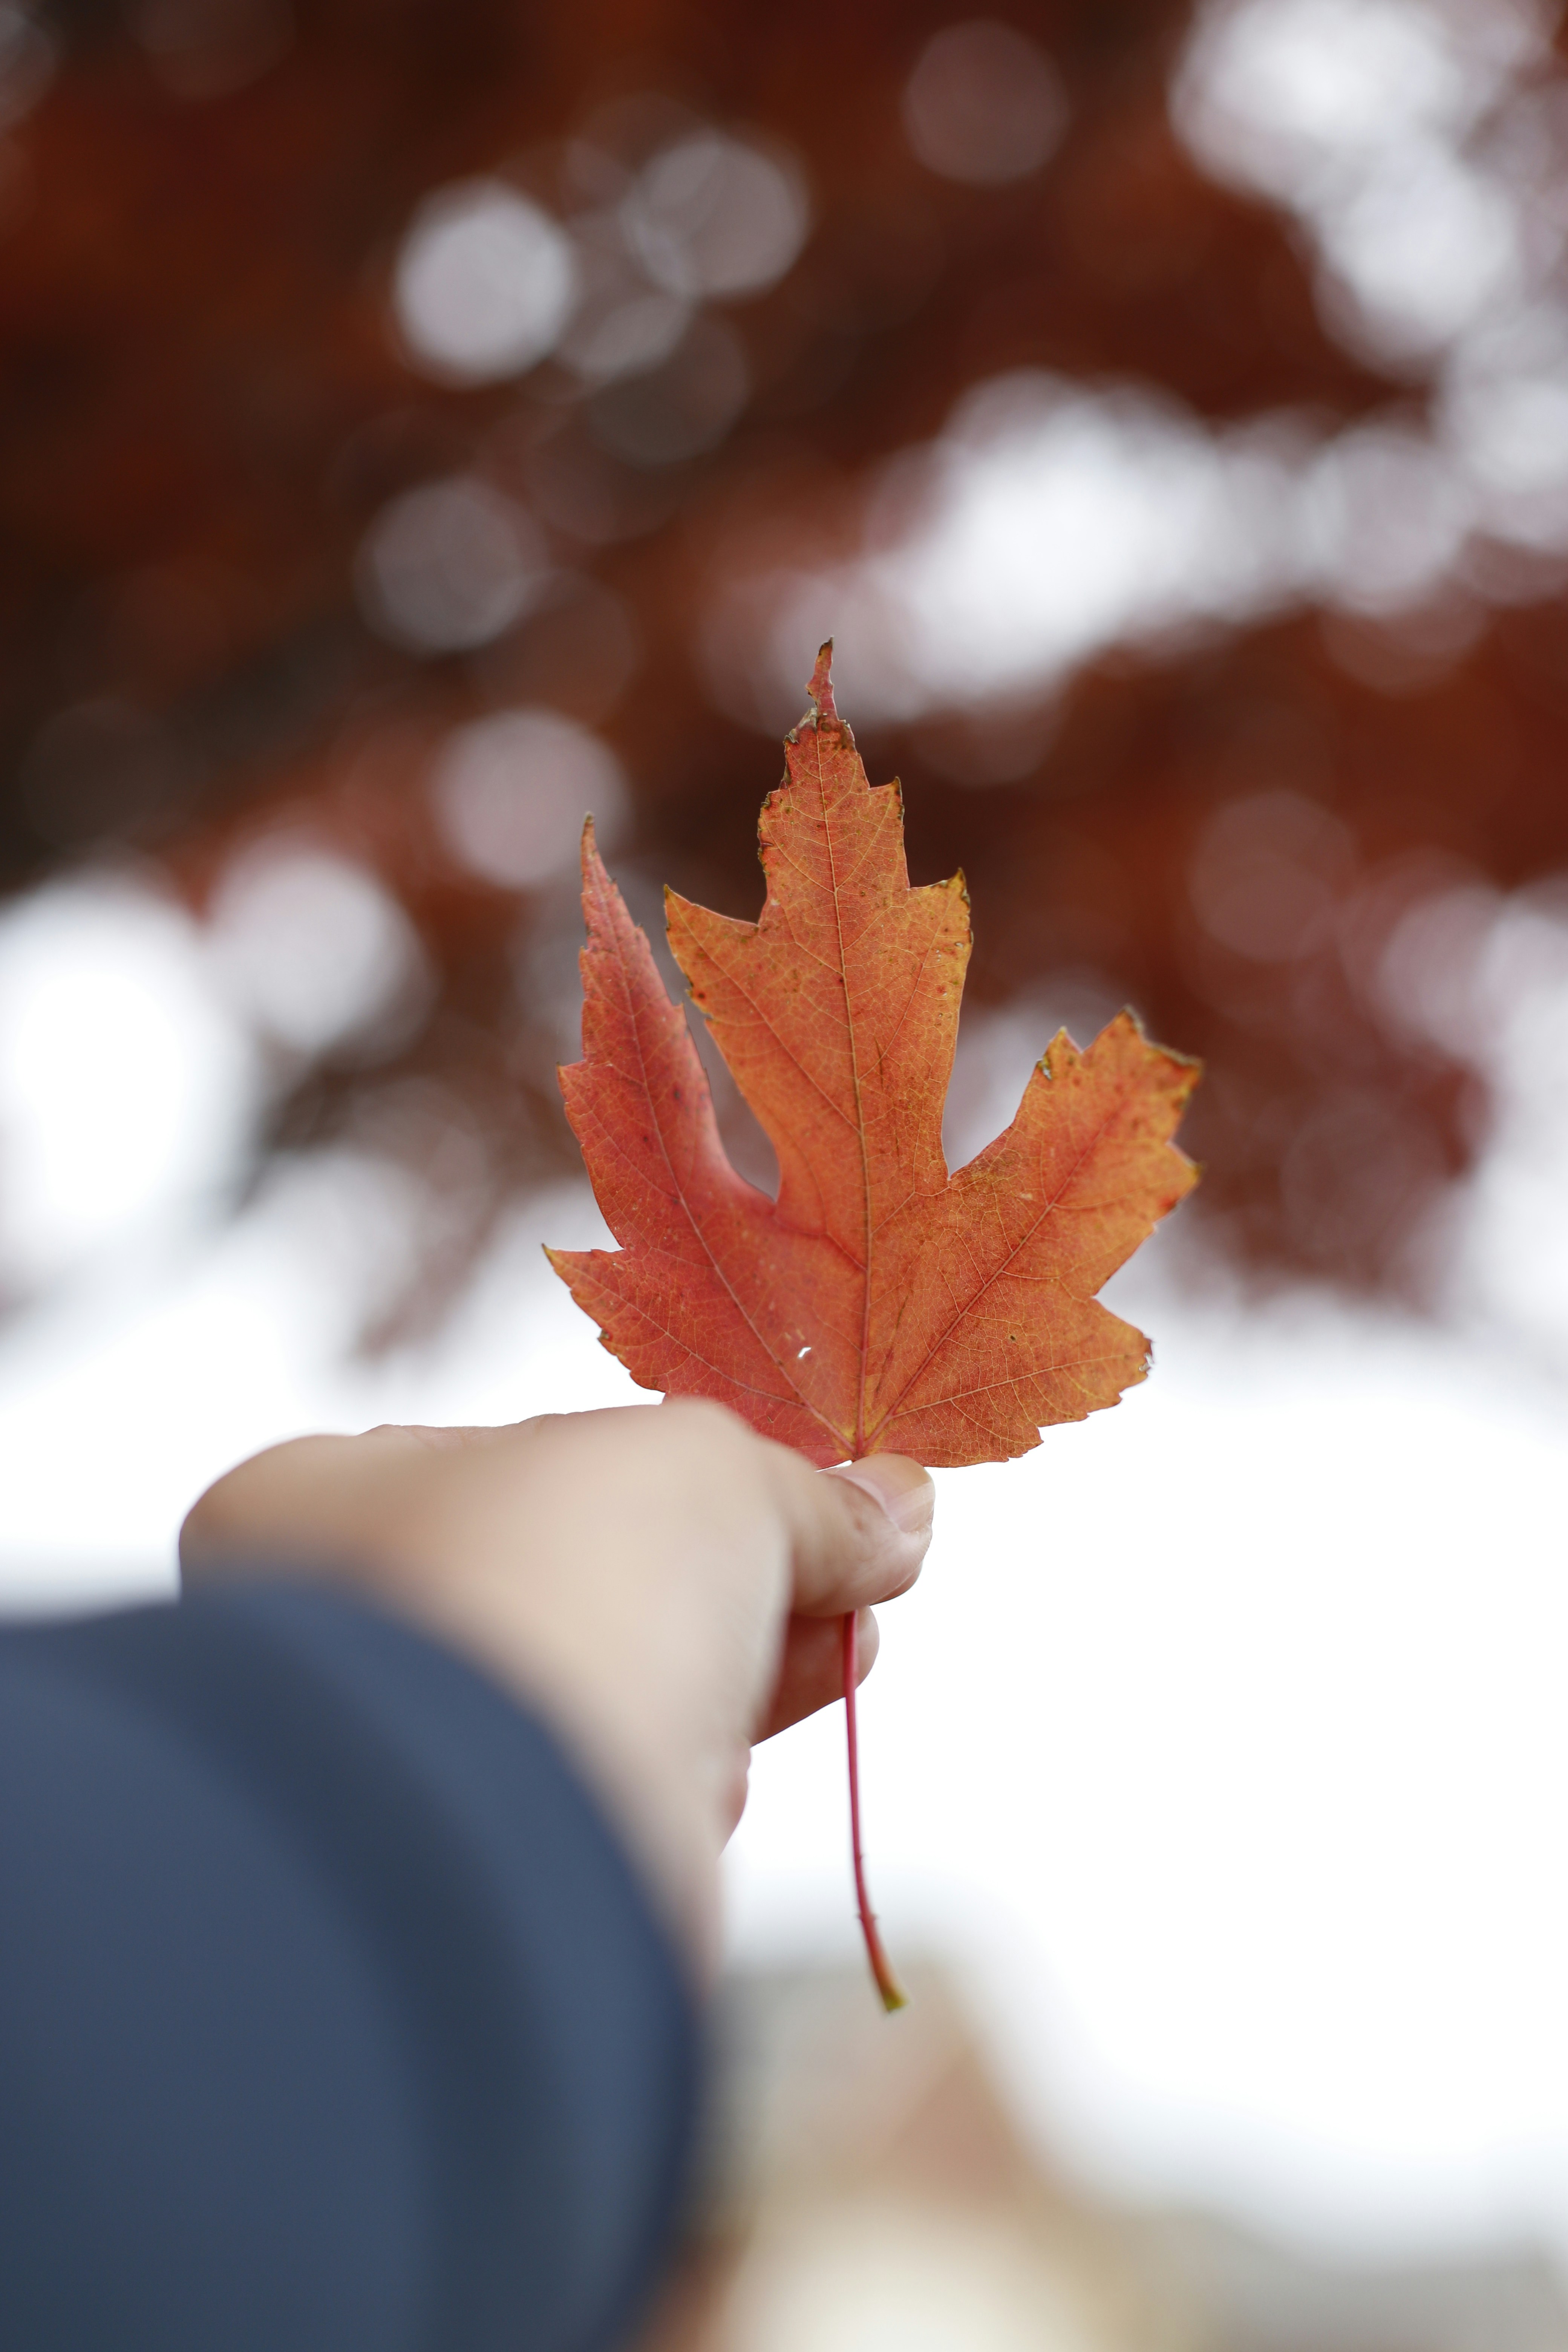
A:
0 1582 700 2352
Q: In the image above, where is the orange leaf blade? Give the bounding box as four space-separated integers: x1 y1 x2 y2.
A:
549 657 1201 1470
867 1015 1200 1465
548 819 850 1462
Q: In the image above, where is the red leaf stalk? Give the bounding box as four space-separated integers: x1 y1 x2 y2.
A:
842 1609 906 2013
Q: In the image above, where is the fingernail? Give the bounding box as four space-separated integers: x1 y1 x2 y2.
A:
831 1455 935 1534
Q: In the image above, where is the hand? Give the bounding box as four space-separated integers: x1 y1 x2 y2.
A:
180 1403 933 1972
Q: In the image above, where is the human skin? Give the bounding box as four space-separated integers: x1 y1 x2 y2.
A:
180 1403 934 1974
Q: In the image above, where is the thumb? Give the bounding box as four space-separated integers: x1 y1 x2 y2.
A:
770 1450 934 1619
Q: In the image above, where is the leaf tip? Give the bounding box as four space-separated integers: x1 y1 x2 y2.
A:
808 639 838 719
796 639 848 738
579 813 603 885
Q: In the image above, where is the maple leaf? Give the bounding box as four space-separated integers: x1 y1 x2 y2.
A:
548 643 1199 2010
547 644 1199 1471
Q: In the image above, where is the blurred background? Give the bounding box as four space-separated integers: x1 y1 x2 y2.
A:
2 0 1568 2340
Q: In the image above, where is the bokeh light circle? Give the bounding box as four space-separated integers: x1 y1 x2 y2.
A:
431 709 628 889
902 20 1068 187
394 179 579 385
356 477 547 654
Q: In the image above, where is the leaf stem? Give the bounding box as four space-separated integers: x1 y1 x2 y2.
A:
842 1609 907 2013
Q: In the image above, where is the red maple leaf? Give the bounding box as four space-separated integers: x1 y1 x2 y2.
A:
548 645 1198 1466
548 645 1199 2002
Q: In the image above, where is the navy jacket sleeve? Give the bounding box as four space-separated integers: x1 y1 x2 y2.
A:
0 1582 700 2352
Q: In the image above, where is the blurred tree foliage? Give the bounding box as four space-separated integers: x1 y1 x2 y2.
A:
2 0 1564 1329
